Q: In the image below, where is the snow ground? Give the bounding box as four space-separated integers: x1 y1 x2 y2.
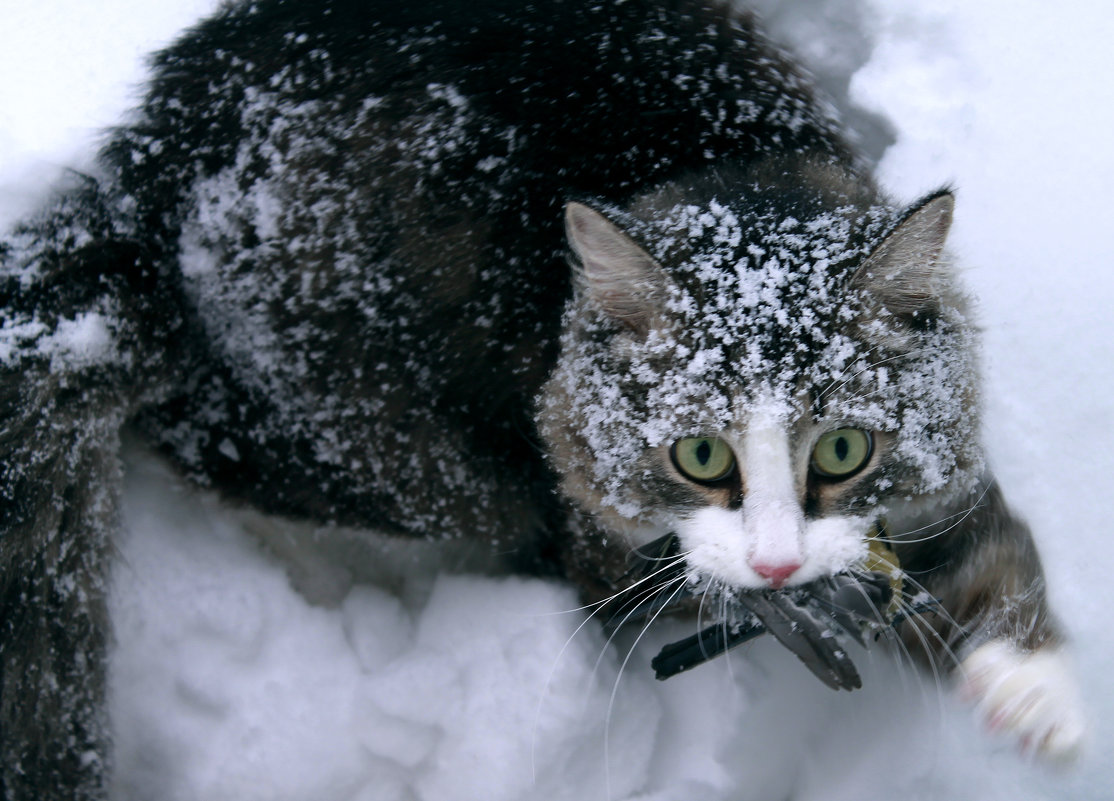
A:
1 1 1112 799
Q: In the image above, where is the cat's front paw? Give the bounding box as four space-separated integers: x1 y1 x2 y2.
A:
959 640 1086 764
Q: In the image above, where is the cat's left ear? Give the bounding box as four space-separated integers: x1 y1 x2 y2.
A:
852 190 954 320
565 202 666 335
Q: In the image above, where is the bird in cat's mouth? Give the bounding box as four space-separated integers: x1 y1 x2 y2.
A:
617 523 933 690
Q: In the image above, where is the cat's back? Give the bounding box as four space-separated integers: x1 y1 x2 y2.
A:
116 0 852 224
114 0 856 537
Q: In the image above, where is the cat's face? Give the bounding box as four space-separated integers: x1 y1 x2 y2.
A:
538 165 982 594
666 391 882 589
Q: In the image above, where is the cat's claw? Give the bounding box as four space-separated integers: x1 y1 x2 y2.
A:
959 640 1087 764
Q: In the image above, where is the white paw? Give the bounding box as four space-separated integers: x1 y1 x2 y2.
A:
959 640 1087 764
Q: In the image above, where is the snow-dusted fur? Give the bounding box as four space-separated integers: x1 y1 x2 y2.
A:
0 0 1082 797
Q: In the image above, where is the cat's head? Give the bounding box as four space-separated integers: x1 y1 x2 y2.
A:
538 163 982 594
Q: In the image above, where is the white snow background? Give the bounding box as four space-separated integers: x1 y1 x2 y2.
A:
2 1 1112 799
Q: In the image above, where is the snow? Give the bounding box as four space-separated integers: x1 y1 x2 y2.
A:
2 1 1112 799
0 0 220 224
38 311 118 369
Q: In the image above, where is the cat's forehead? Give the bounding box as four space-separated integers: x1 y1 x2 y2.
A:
631 197 895 395
643 195 894 277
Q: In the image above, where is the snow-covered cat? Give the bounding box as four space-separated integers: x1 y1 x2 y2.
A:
0 0 1083 796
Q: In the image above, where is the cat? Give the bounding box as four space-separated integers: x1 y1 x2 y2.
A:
0 0 1085 796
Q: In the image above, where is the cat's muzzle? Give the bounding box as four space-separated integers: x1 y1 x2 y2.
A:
622 523 931 691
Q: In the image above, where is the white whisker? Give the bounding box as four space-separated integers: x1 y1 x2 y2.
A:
604 579 689 801
818 347 929 401
881 480 995 546
529 550 691 782
718 587 740 685
528 550 693 619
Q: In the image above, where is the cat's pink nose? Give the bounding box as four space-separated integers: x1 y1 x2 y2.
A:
750 561 801 589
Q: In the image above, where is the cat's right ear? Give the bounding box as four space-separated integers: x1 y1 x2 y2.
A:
565 202 665 336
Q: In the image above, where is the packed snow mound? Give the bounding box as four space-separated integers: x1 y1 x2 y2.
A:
110 448 1057 801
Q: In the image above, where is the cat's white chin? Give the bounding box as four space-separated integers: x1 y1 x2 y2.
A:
959 640 1087 765
675 506 871 589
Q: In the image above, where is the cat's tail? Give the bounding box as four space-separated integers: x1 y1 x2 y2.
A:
0 173 184 799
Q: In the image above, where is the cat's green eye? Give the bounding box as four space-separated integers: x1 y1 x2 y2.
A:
671 437 736 484
811 429 873 479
